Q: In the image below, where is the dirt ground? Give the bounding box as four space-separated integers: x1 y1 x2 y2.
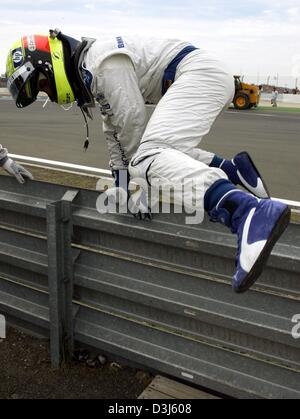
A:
0 328 151 400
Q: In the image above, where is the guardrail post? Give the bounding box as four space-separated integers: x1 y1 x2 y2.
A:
47 190 79 368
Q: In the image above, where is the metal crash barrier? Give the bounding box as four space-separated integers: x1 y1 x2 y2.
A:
0 176 299 399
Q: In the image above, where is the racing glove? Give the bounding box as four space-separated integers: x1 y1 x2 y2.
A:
113 169 152 220
128 187 152 221
0 157 33 184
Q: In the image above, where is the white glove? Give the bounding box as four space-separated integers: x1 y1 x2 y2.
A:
2 158 34 184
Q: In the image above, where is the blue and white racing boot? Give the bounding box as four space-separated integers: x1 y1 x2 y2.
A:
211 152 270 199
209 190 291 293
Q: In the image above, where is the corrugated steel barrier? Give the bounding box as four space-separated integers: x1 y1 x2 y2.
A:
0 176 299 399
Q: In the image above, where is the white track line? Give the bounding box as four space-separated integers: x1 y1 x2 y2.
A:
272 197 300 208
9 154 300 209
225 111 276 117
9 154 112 177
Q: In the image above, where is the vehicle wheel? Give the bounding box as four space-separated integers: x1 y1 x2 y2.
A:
234 94 251 110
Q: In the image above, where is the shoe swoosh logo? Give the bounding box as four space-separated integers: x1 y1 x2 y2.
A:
237 170 269 199
240 208 267 273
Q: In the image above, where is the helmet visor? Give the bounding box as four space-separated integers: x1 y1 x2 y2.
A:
7 62 38 108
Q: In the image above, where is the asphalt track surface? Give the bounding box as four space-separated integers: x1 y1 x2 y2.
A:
0 98 299 201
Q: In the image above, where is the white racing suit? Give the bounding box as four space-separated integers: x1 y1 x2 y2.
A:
84 35 235 212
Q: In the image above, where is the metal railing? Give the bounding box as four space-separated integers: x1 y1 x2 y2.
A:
10 153 300 210
0 175 299 399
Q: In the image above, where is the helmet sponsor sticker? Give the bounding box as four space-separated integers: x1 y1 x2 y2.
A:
27 35 36 52
12 48 24 68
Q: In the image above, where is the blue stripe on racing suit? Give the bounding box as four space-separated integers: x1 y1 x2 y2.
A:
162 45 198 96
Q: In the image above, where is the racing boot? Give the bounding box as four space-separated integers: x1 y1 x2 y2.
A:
210 152 270 199
205 180 291 293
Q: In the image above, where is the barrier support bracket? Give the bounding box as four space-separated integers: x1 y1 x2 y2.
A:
47 190 79 368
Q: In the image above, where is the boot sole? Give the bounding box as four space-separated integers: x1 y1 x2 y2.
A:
238 152 271 198
234 206 291 294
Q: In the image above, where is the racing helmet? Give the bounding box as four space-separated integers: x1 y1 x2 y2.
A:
6 34 75 108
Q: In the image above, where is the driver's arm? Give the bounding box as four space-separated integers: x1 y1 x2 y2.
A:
92 54 148 172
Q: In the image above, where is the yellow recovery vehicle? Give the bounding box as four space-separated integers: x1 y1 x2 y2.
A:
233 76 260 110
